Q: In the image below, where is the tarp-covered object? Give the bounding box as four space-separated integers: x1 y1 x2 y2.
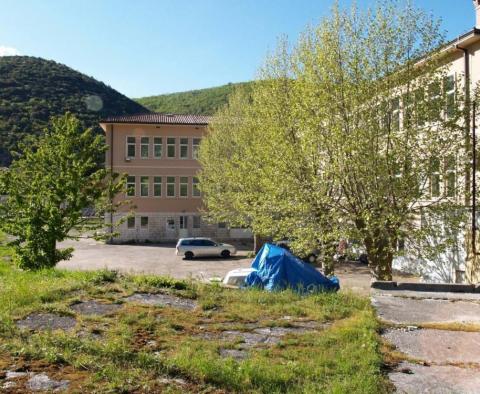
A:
245 243 340 293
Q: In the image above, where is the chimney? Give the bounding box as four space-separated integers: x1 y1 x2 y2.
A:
475 0 480 28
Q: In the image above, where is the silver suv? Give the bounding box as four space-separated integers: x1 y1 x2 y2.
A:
176 238 237 260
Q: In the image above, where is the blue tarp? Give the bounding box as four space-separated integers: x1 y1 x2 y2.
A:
245 243 340 293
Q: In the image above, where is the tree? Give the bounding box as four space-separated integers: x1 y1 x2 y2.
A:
0 113 127 270
199 2 466 280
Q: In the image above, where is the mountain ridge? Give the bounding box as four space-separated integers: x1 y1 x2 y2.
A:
0 56 148 166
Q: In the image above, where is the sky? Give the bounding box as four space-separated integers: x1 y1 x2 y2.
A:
0 0 475 98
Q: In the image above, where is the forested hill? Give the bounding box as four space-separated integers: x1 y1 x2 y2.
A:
136 82 251 115
0 56 148 166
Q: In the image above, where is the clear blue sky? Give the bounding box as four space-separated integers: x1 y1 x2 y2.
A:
0 0 474 98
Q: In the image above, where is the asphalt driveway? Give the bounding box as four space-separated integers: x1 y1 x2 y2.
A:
57 238 253 281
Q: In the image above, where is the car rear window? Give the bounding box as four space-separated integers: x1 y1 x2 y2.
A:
180 240 191 246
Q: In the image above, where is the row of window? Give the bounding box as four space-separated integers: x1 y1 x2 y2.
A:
126 136 201 160
126 215 227 230
126 175 201 198
388 75 456 130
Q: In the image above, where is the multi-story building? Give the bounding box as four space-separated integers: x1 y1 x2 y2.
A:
100 113 251 243
391 1 480 283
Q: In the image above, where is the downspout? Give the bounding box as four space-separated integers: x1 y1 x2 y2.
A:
110 124 114 239
456 44 479 281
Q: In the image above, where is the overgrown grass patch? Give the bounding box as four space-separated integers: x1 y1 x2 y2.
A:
0 235 388 393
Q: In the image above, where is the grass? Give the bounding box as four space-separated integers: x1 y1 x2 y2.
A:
0 234 389 393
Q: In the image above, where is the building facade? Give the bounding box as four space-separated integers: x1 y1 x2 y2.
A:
100 113 251 243
392 2 480 283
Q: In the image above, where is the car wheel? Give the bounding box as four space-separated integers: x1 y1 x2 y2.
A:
221 250 231 258
184 251 194 260
307 254 317 264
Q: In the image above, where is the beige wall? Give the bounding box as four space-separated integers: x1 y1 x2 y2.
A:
101 122 206 213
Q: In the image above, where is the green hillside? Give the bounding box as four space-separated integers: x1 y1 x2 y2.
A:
0 56 148 166
136 82 251 115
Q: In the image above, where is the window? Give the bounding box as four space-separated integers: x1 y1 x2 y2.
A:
444 155 456 197
179 176 188 197
402 93 413 128
428 81 442 121
153 137 162 158
414 88 426 126
390 98 400 130
141 137 149 158
126 176 136 197
218 222 227 229
126 137 136 158
192 138 201 160
127 216 135 229
140 216 148 228
193 216 201 229
192 177 201 197
167 137 176 158
140 176 149 197
180 138 189 159
202 240 216 246
166 217 175 230
444 75 455 119
167 176 175 197
180 215 188 229
430 158 440 198
153 176 162 197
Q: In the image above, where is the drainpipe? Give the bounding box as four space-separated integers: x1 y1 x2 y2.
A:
110 124 114 239
473 100 477 257
455 45 478 268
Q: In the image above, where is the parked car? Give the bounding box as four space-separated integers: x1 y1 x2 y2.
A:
176 237 237 259
274 240 319 264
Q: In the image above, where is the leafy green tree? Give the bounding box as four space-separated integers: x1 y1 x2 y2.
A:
200 2 466 280
0 113 126 270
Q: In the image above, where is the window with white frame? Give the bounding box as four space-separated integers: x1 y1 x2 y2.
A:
428 80 442 121
140 216 149 228
140 176 149 197
430 157 441 198
167 137 176 158
141 137 149 158
193 216 201 229
167 176 175 197
192 138 201 159
444 155 456 197
391 98 400 130
444 75 455 119
126 136 136 158
414 88 426 127
192 177 200 197
166 217 175 230
126 176 136 196
153 176 162 197
179 176 188 197
402 92 413 128
127 216 135 229
179 215 188 229
154 137 162 158
180 138 189 159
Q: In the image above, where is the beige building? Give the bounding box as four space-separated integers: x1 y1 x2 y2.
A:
392 2 480 283
100 113 251 243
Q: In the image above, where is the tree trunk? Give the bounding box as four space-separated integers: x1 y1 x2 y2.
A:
321 242 337 276
364 234 394 281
